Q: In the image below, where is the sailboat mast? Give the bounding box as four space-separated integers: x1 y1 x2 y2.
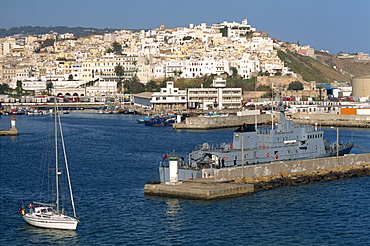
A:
58 113 77 218
54 95 60 213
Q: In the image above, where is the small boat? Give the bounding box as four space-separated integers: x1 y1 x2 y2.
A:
144 115 176 126
21 99 79 230
123 108 137 114
136 116 151 124
144 116 167 126
203 112 229 117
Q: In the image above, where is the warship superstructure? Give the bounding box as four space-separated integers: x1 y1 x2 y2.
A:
159 101 354 183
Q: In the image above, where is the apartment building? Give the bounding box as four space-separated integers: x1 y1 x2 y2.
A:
81 54 137 81
150 81 187 110
188 86 242 110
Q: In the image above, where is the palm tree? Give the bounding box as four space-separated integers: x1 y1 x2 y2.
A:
114 63 124 78
117 79 124 94
16 80 23 96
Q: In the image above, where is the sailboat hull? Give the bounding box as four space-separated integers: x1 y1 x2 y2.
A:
23 213 78 230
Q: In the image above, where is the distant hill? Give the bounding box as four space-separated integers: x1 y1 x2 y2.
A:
277 49 370 83
2 26 369 83
0 26 120 38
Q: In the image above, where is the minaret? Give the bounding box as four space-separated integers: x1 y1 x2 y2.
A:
160 21 165 31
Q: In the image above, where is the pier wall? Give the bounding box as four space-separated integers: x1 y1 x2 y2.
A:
173 114 271 129
292 113 370 127
214 153 370 182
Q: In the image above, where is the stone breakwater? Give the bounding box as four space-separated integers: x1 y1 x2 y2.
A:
233 163 370 191
145 154 369 199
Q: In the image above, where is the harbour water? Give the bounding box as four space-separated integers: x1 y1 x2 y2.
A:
1 112 370 245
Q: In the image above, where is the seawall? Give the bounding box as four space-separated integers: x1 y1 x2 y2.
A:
173 113 370 130
214 153 370 182
144 153 370 199
291 113 370 128
173 114 271 130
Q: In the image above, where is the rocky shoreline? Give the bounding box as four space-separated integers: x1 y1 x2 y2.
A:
233 163 370 191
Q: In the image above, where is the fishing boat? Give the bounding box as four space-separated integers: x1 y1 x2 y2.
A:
144 115 176 126
204 112 229 117
158 99 354 182
21 99 79 230
136 116 151 124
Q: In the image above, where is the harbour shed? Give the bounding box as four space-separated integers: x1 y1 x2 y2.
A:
132 92 153 108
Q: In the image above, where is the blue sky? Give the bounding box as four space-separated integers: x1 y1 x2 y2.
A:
1 0 369 54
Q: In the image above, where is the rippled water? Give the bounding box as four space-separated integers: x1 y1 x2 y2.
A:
1 113 369 245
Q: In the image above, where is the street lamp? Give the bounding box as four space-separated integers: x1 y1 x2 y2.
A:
331 126 339 164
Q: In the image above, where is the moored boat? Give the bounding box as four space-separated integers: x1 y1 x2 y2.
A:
144 115 176 126
158 100 354 182
21 98 79 230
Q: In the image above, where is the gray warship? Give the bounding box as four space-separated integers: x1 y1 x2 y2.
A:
159 101 354 183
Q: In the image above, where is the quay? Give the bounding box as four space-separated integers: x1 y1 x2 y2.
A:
173 114 271 130
0 118 18 136
173 112 370 129
144 153 370 199
291 113 370 128
145 179 254 199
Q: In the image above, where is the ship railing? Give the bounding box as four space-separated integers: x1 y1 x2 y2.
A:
293 123 317 131
194 143 229 151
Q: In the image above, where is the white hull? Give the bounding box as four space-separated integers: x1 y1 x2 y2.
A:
23 213 78 230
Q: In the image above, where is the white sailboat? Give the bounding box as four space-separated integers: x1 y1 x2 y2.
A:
22 99 79 230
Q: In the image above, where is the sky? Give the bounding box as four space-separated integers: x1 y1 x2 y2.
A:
0 0 369 54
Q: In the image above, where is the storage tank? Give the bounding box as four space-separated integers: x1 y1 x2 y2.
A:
352 75 370 98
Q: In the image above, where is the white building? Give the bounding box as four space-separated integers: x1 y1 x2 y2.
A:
237 54 260 78
81 54 138 82
188 78 242 110
182 57 230 78
150 81 187 110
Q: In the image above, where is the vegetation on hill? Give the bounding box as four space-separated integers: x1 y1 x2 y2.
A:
315 52 370 79
278 49 333 84
0 26 120 38
277 49 370 83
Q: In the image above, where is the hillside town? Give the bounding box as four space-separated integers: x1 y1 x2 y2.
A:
1 19 369 112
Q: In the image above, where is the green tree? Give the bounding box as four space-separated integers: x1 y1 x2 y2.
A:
146 80 158 92
0 83 11 94
112 41 122 54
46 81 53 95
123 76 145 94
68 74 74 80
40 39 55 49
16 80 23 96
288 81 304 90
173 70 183 80
114 63 124 78
230 67 238 78
117 79 124 94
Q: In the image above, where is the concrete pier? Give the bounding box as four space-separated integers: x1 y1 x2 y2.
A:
292 113 370 128
0 118 19 136
144 153 370 199
173 114 271 130
144 179 254 199
173 113 370 130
